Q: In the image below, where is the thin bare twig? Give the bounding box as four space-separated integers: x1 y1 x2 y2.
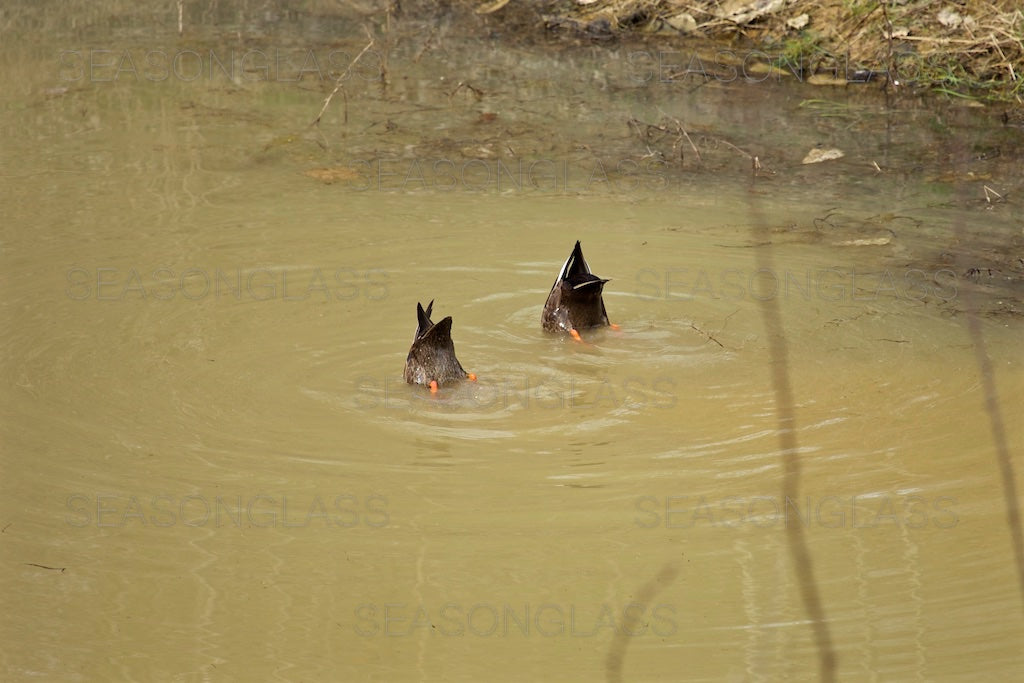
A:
690 322 724 348
983 185 1003 203
313 32 375 126
879 0 896 88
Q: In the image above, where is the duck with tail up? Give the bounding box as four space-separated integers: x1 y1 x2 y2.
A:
542 240 618 340
403 300 476 394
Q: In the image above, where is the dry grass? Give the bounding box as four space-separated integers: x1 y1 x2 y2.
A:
531 0 1024 100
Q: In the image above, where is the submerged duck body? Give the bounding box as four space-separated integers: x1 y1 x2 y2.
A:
403 300 469 390
542 240 611 335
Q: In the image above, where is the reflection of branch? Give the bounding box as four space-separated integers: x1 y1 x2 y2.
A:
413 28 439 63
657 108 702 162
714 138 752 159
313 32 375 126
448 81 484 104
627 118 662 159
630 115 759 169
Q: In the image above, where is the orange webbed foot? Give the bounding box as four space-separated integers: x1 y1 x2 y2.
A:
570 328 582 342
468 373 477 381
429 380 439 394
610 323 621 331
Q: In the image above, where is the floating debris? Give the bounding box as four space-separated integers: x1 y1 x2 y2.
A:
834 236 893 247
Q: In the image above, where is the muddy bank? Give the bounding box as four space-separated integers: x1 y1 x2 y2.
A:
283 2 1024 319
8 0 1023 316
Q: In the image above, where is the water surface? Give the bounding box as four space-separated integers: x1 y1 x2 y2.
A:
2 3 1023 681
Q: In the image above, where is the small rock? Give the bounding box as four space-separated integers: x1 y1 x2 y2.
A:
937 7 962 28
802 148 845 164
666 12 697 33
719 0 785 26
787 13 809 30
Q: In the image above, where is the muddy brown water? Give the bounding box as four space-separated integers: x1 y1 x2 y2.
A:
2 4 1023 681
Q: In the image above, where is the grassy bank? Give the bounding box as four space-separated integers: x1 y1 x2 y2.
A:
481 0 1023 102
